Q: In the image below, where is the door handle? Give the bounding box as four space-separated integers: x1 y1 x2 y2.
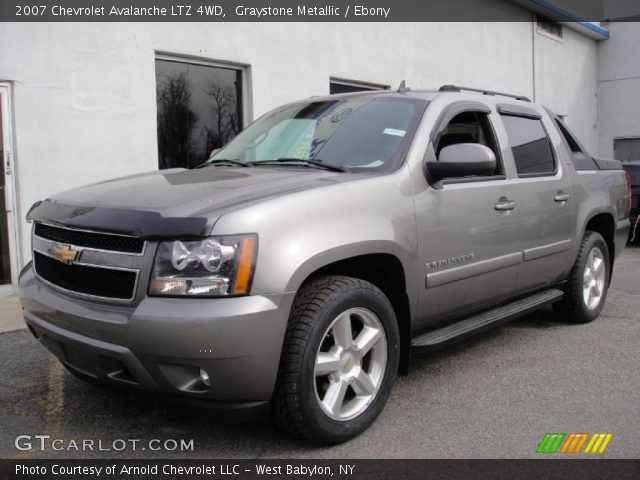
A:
494 197 517 211
554 193 571 202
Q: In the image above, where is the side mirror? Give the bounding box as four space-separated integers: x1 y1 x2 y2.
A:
427 143 496 181
209 148 221 158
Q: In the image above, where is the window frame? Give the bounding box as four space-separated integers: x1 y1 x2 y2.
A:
155 52 252 129
426 100 507 187
499 112 558 178
536 15 564 42
329 77 390 95
614 137 640 163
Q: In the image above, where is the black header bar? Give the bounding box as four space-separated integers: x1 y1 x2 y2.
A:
2 459 640 480
1 0 638 22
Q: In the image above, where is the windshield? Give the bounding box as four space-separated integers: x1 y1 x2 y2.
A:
209 97 425 172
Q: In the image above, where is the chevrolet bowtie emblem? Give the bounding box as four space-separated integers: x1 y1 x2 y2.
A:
51 244 79 264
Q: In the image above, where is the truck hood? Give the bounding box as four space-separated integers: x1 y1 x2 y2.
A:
28 166 357 238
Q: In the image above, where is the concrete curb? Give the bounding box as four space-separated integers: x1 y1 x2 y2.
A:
0 296 26 334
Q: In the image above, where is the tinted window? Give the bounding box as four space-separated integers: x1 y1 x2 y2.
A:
436 111 501 176
155 59 242 169
329 82 387 94
537 16 563 38
501 115 555 175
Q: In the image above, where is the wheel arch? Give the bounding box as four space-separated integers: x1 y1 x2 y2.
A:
290 250 413 375
583 212 616 280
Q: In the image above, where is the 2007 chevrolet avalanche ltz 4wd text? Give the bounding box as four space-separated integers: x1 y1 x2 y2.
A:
19 85 630 444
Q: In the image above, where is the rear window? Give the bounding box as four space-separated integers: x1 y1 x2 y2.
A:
501 115 555 176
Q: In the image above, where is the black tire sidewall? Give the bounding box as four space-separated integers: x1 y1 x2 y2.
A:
297 283 400 443
569 233 610 323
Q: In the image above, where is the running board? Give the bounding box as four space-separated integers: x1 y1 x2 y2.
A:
411 289 564 352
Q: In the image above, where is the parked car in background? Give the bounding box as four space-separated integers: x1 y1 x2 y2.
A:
623 161 640 242
20 85 630 444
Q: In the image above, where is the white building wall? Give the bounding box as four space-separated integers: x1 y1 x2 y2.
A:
597 22 640 159
534 25 599 151
0 15 600 268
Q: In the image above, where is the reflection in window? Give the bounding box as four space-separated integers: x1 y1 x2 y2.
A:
537 15 563 38
501 115 555 175
329 79 388 95
155 59 242 169
212 98 421 172
436 111 501 175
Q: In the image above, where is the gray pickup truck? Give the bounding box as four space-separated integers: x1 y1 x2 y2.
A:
19 85 630 444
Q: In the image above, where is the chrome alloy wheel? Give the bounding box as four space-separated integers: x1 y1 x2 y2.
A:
313 307 387 421
583 246 606 310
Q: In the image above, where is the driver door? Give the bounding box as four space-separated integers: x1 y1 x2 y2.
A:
412 101 522 330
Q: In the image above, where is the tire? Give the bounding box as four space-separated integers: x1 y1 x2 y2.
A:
272 275 400 444
554 232 610 324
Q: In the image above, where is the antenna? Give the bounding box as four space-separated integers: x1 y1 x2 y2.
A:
397 80 410 93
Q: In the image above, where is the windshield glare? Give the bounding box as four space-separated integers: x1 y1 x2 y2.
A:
210 97 422 171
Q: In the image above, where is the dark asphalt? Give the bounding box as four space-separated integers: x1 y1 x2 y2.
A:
1 248 639 459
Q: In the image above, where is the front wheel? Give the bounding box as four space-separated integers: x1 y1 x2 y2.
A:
272 276 400 444
554 232 610 323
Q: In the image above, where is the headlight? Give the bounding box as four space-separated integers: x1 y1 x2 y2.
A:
149 234 257 297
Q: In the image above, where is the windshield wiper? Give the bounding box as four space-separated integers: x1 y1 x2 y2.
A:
254 158 346 172
195 158 251 169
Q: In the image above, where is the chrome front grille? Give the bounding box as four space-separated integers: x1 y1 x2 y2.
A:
35 222 145 254
32 223 147 302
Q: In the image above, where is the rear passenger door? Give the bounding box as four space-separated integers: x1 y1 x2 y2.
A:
497 105 574 292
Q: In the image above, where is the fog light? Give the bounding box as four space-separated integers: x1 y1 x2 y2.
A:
199 368 211 387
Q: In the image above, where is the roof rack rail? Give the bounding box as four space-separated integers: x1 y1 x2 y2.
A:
438 85 531 102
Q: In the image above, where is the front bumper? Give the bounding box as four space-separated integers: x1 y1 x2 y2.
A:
19 263 296 403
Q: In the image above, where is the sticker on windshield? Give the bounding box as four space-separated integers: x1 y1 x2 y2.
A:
383 128 406 137
331 109 353 123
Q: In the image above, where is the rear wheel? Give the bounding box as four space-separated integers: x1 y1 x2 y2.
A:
554 232 610 323
272 276 399 444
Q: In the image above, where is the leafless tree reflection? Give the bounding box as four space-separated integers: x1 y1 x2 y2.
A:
156 60 242 169
156 73 197 169
204 75 240 157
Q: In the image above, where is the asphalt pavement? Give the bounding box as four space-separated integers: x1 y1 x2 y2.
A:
1 248 639 459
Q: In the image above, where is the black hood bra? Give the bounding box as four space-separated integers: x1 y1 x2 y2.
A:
27 200 209 239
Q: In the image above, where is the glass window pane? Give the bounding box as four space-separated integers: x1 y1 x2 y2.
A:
330 82 378 94
155 59 242 169
212 97 423 172
614 138 640 162
254 119 316 160
436 111 502 176
501 115 555 175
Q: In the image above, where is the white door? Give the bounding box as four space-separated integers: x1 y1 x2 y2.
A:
0 84 20 295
